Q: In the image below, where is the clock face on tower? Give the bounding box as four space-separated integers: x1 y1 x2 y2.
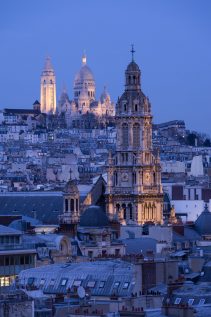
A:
121 172 128 182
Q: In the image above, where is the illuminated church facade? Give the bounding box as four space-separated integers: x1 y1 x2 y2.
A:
39 54 115 121
106 51 163 225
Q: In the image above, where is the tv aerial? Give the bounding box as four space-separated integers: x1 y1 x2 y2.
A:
77 286 85 299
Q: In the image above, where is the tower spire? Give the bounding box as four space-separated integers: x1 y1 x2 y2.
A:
130 44 135 61
82 50 87 65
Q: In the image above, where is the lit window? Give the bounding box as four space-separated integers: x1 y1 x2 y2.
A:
123 282 130 289
73 280 81 286
87 281 95 288
61 278 68 286
99 281 105 288
174 298 181 304
199 299 205 305
188 299 194 305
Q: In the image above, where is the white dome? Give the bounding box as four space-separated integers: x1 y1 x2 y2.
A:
100 86 111 103
74 64 94 83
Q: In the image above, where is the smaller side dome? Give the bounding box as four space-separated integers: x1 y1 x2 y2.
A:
79 205 109 227
195 205 211 235
64 180 79 195
100 86 111 103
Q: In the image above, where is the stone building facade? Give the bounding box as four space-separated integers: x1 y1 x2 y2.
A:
40 56 57 114
58 54 115 125
106 55 163 225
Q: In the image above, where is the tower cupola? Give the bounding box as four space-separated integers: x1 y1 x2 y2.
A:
125 45 141 91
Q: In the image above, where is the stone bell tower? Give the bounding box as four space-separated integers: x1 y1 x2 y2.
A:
106 47 163 225
40 56 57 114
59 176 80 236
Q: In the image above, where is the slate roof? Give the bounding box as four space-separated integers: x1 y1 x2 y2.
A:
79 205 109 227
4 108 39 115
19 260 136 297
123 237 157 255
195 205 211 235
173 227 201 242
0 224 22 235
0 192 63 224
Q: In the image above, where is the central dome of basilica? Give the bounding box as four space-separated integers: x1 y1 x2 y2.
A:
74 54 95 83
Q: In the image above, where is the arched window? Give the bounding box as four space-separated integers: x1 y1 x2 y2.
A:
133 123 140 147
122 123 129 147
65 199 68 212
128 76 131 85
114 172 118 186
128 203 133 220
132 172 136 184
116 204 120 212
70 199 74 211
122 204 126 219
133 76 136 84
153 172 156 184
124 104 127 112
135 104 138 112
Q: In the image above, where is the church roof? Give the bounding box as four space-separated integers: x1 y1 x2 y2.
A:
126 60 140 72
195 205 211 235
79 205 109 227
33 100 40 105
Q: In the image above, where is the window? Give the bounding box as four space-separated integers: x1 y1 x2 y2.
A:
115 249 120 256
128 204 133 220
123 282 130 289
199 299 205 305
40 279 45 286
76 199 79 212
99 281 105 288
28 277 35 285
71 199 74 211
135 104 138 112
88 251 93 258
122 123 129 147
65 199 68 212
25 255 30 264
60 278 68 286
73 280 81 286
174 298 181 304
188 299 194 305
87 281 95 288
50 279 55 286
133 123 140 147
114 282 120 288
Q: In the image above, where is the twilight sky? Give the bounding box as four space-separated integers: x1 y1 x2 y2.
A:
0 0 211 134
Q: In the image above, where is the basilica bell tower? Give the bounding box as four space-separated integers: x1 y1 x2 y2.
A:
106 47 163 225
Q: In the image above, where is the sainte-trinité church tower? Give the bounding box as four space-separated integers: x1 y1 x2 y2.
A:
106 47 163 225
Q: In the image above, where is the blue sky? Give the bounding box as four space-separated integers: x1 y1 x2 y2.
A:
0 0 211 134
